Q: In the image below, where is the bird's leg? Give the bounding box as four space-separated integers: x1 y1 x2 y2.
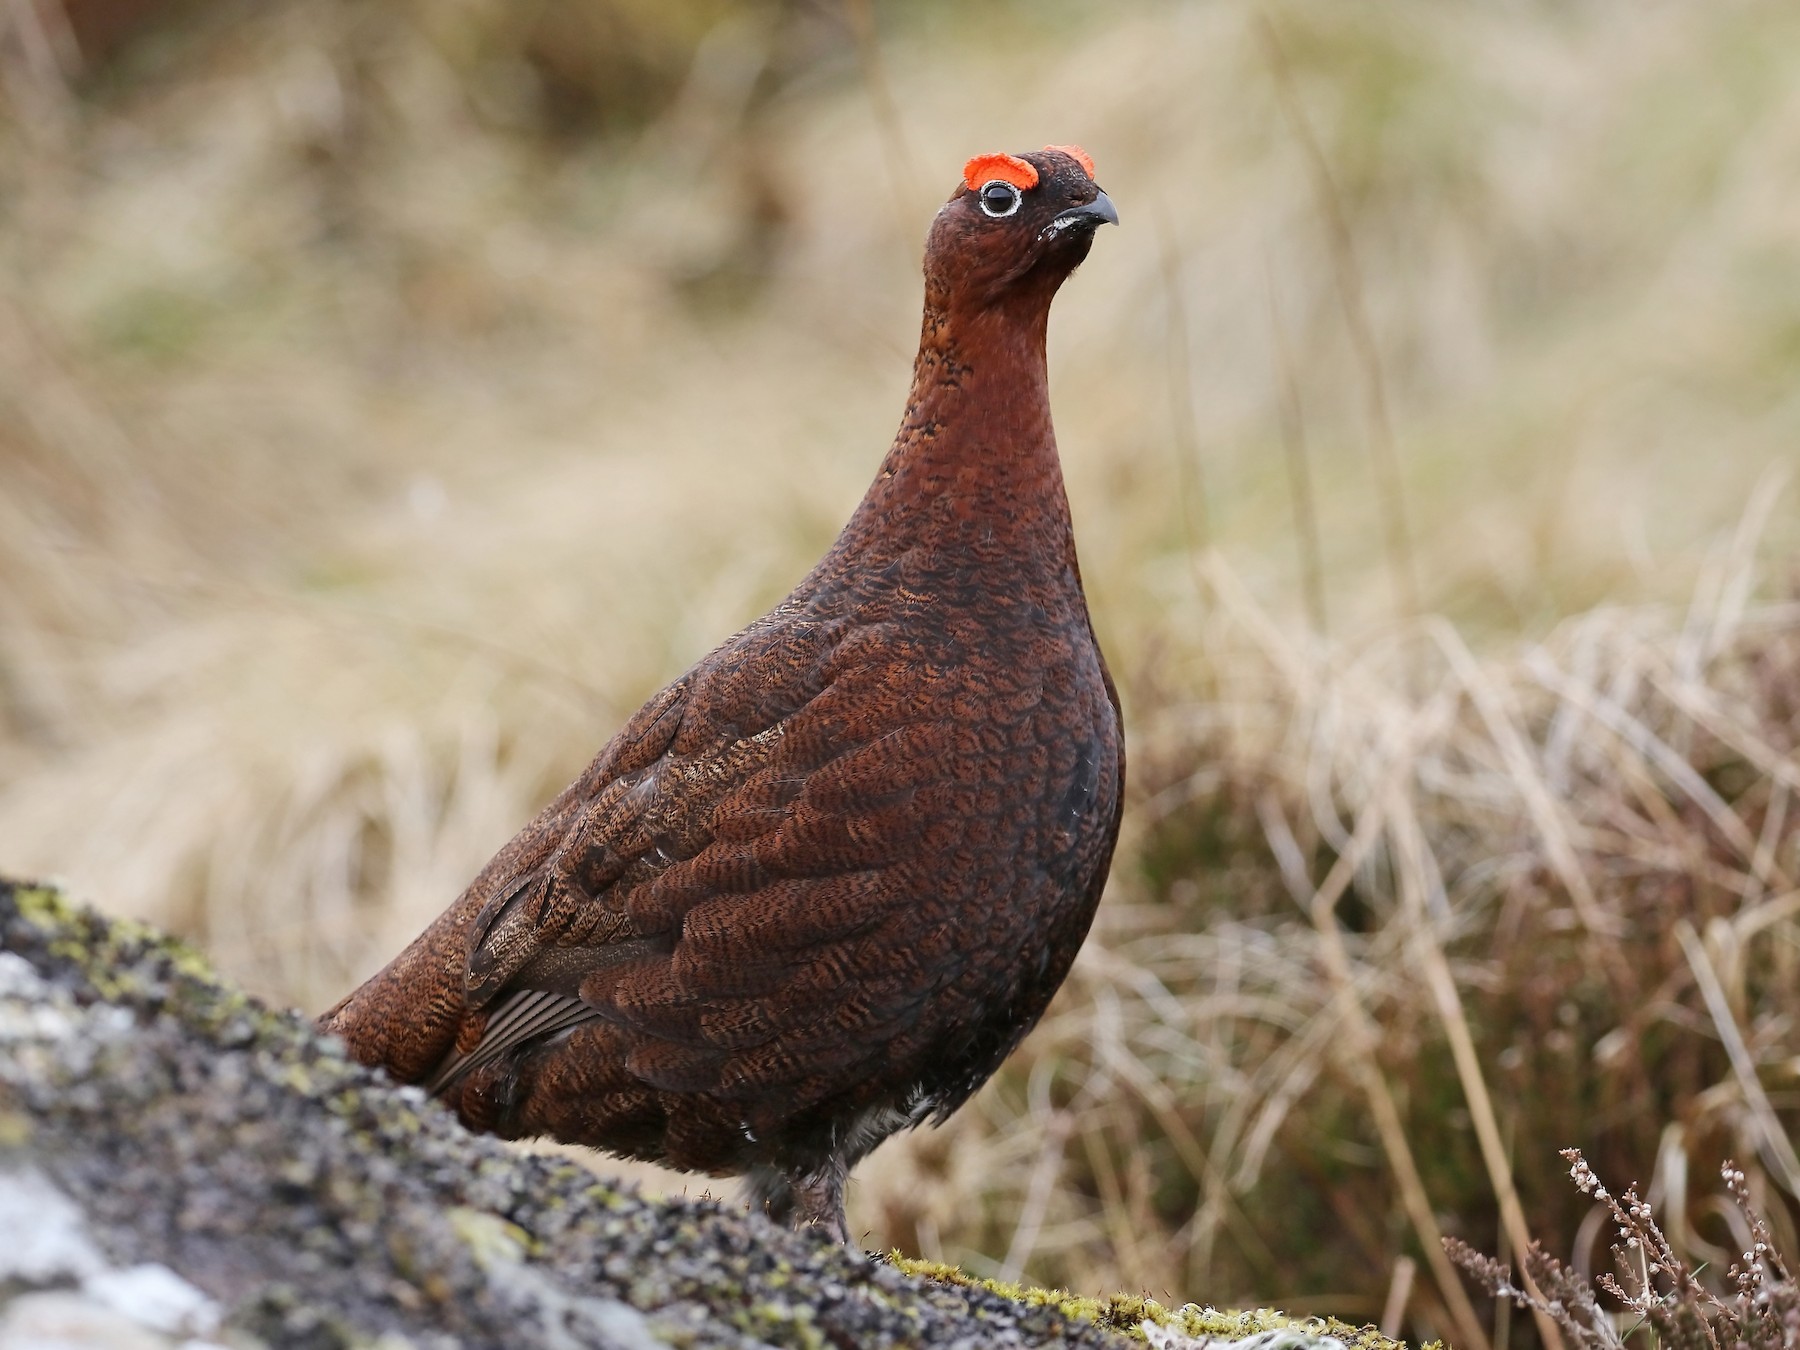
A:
743 1157 851 1246
787 1161 851 1246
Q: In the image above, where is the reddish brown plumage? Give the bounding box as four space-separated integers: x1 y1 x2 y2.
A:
320 146 1123 1243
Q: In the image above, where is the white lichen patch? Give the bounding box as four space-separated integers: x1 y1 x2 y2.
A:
1144 1319 1352 1350
0 1167 105 1284
0 1168 225 1349
85 1264 223 1338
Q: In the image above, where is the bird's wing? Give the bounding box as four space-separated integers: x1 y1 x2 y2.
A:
442 619 1114 1129
424 987 602 1096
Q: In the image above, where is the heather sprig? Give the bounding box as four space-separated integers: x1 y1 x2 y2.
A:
1448 1153 1800 1350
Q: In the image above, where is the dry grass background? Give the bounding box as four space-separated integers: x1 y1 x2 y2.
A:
3 0 1799 1343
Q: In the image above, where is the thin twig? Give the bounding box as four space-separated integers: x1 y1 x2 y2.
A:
1431 619 1619 941
997 1111 1071 1284
1675 921 1800 1199
0 0 81 144
1388 786 1568 1350
1257 10 1419 622
1379 1255 1417 1340
1157 204 1213 557
1265 252 1329 635
1269 757 1494 1350
1081 1113 1148 1283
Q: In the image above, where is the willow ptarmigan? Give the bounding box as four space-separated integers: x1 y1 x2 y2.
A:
320 145 1123 1244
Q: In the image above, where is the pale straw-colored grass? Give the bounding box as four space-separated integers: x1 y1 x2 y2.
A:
3 0 1799 1340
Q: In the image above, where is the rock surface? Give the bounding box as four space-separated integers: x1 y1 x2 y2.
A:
0 879 1408 1350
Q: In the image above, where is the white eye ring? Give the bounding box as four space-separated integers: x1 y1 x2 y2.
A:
977 180 1023 218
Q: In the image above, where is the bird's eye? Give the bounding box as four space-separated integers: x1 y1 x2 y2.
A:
978 180 1022 218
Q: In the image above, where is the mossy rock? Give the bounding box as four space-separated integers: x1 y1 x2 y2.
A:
0 878 1417 1350
886 1257 1427 1350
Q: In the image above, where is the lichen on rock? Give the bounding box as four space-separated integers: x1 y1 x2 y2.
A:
0 879 1417 1350
885 1256 1426 1350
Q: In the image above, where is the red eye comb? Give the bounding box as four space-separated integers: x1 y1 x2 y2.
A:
962 152 1039 193
1043 144 1096 180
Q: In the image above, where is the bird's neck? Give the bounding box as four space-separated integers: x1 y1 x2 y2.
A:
838 292 1074 563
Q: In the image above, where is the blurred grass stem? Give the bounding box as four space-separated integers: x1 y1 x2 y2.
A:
1257 10 1419 625
1676 920 1800 1200
1278 741 1493 1350
1157 204 1212 559
843 0 925 263
1266 253 1329 637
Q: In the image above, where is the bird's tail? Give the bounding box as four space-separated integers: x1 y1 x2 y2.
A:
316 902 480 1086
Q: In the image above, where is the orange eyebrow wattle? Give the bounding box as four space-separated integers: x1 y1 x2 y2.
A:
962 152 1039 193
1043 144 1096 180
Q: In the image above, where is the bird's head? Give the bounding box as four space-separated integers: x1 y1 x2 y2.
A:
925 144 1118 311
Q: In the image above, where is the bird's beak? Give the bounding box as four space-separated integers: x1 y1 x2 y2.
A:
1050 189 1119 232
